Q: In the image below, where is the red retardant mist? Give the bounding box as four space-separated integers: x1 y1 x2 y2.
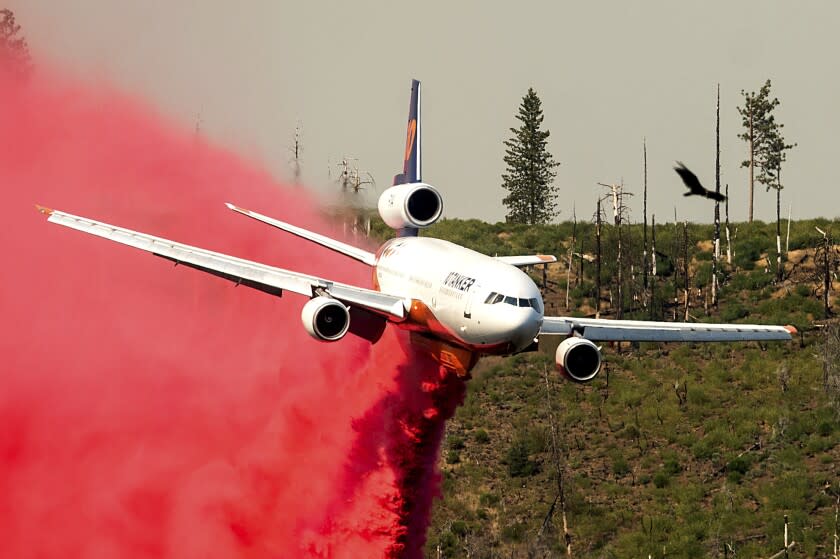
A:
0 67 464 558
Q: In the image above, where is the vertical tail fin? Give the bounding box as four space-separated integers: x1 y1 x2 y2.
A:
392 79 421 186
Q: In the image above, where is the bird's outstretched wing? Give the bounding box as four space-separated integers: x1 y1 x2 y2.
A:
673 162 726 202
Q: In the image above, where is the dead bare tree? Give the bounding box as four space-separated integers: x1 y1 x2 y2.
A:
712 84 722 308
334 157 375 237
764 515 795 559
289 124 303 185
538 366 572 557
684 221 690 321
725 184 732 265
832 494 839 559
565 206 577 310
643 138 649 294
820 323 840 417
815 226 836 318
650 214 657 320
595 197 603 318
598 182 633 318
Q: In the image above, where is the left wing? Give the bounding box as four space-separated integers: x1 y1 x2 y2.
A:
37 206 406 321
225 203 377 266
495 254 557 267
540 316 795 342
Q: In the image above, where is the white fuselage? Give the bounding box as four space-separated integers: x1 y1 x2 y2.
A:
374 237 544 354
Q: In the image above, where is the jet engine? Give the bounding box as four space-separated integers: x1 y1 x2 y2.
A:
301 296 350 341
377 182 443 230
555 337 601 382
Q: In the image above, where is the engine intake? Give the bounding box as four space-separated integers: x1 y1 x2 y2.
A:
556 337 601 382
301 296 350 341
377 182 443 229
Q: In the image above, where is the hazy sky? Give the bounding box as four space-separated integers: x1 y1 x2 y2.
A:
9 1 840 224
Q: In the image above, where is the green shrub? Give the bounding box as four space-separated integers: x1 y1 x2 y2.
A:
446 449 461 465
653 471 670 488
721 302 750 322
479 492 500 507
473 429 490 444
506 438 539 477
612 453 630 477
450 520 469 537
501 522 527 542
726 455 752 483
663 455 683 475
448 435 465 451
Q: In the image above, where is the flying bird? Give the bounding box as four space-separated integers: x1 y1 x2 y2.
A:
674 162 726 202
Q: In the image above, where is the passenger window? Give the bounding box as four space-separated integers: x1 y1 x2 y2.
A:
504 296 517 305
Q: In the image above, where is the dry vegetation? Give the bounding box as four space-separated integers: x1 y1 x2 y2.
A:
392 217 840 559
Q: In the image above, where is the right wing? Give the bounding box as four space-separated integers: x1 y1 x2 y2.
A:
495 254 557 267
37 206 406 321
540 316 795 342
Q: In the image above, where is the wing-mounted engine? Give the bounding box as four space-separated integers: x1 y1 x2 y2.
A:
555 337 602 382
301 296 350 341
377 182 443 230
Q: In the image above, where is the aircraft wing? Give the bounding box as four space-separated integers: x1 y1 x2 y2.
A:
37 206 406 321
495 255 557 267
225 203 377 266
540 316 795 342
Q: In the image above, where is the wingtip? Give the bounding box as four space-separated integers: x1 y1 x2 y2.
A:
784 325 798 336
35 204 54 216
536 254 557 263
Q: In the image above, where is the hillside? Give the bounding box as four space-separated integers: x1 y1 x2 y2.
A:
387 217 840 559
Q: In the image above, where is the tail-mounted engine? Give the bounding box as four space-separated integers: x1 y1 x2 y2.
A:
377 182 443 230
301 296 350 341
556 337 601 382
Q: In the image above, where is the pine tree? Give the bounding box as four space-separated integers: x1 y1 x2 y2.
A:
501 88 560 224
0 9 32 80
765 124 796 281
737 79 780 222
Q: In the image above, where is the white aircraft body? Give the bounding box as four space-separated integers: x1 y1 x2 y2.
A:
39 80 794 378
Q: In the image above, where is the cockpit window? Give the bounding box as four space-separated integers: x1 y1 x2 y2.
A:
484 291 542 312
484 293 540 310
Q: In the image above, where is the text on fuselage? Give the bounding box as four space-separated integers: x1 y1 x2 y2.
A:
443 272 476 292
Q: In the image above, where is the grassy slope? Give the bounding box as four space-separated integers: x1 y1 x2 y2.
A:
386 217 840 559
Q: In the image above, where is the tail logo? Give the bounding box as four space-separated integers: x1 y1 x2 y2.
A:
404 119 417 163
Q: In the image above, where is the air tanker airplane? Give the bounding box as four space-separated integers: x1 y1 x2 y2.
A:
38 80 794 379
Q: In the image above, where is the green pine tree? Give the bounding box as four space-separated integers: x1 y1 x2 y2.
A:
501 88 560 224
737 79 781 222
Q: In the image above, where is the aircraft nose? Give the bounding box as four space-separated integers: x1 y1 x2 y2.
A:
510 308 542 351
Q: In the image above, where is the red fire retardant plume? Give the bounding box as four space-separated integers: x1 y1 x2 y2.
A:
0 67 465 558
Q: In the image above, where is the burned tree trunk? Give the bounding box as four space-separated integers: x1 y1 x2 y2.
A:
596 198 602 319
713 84 722 308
